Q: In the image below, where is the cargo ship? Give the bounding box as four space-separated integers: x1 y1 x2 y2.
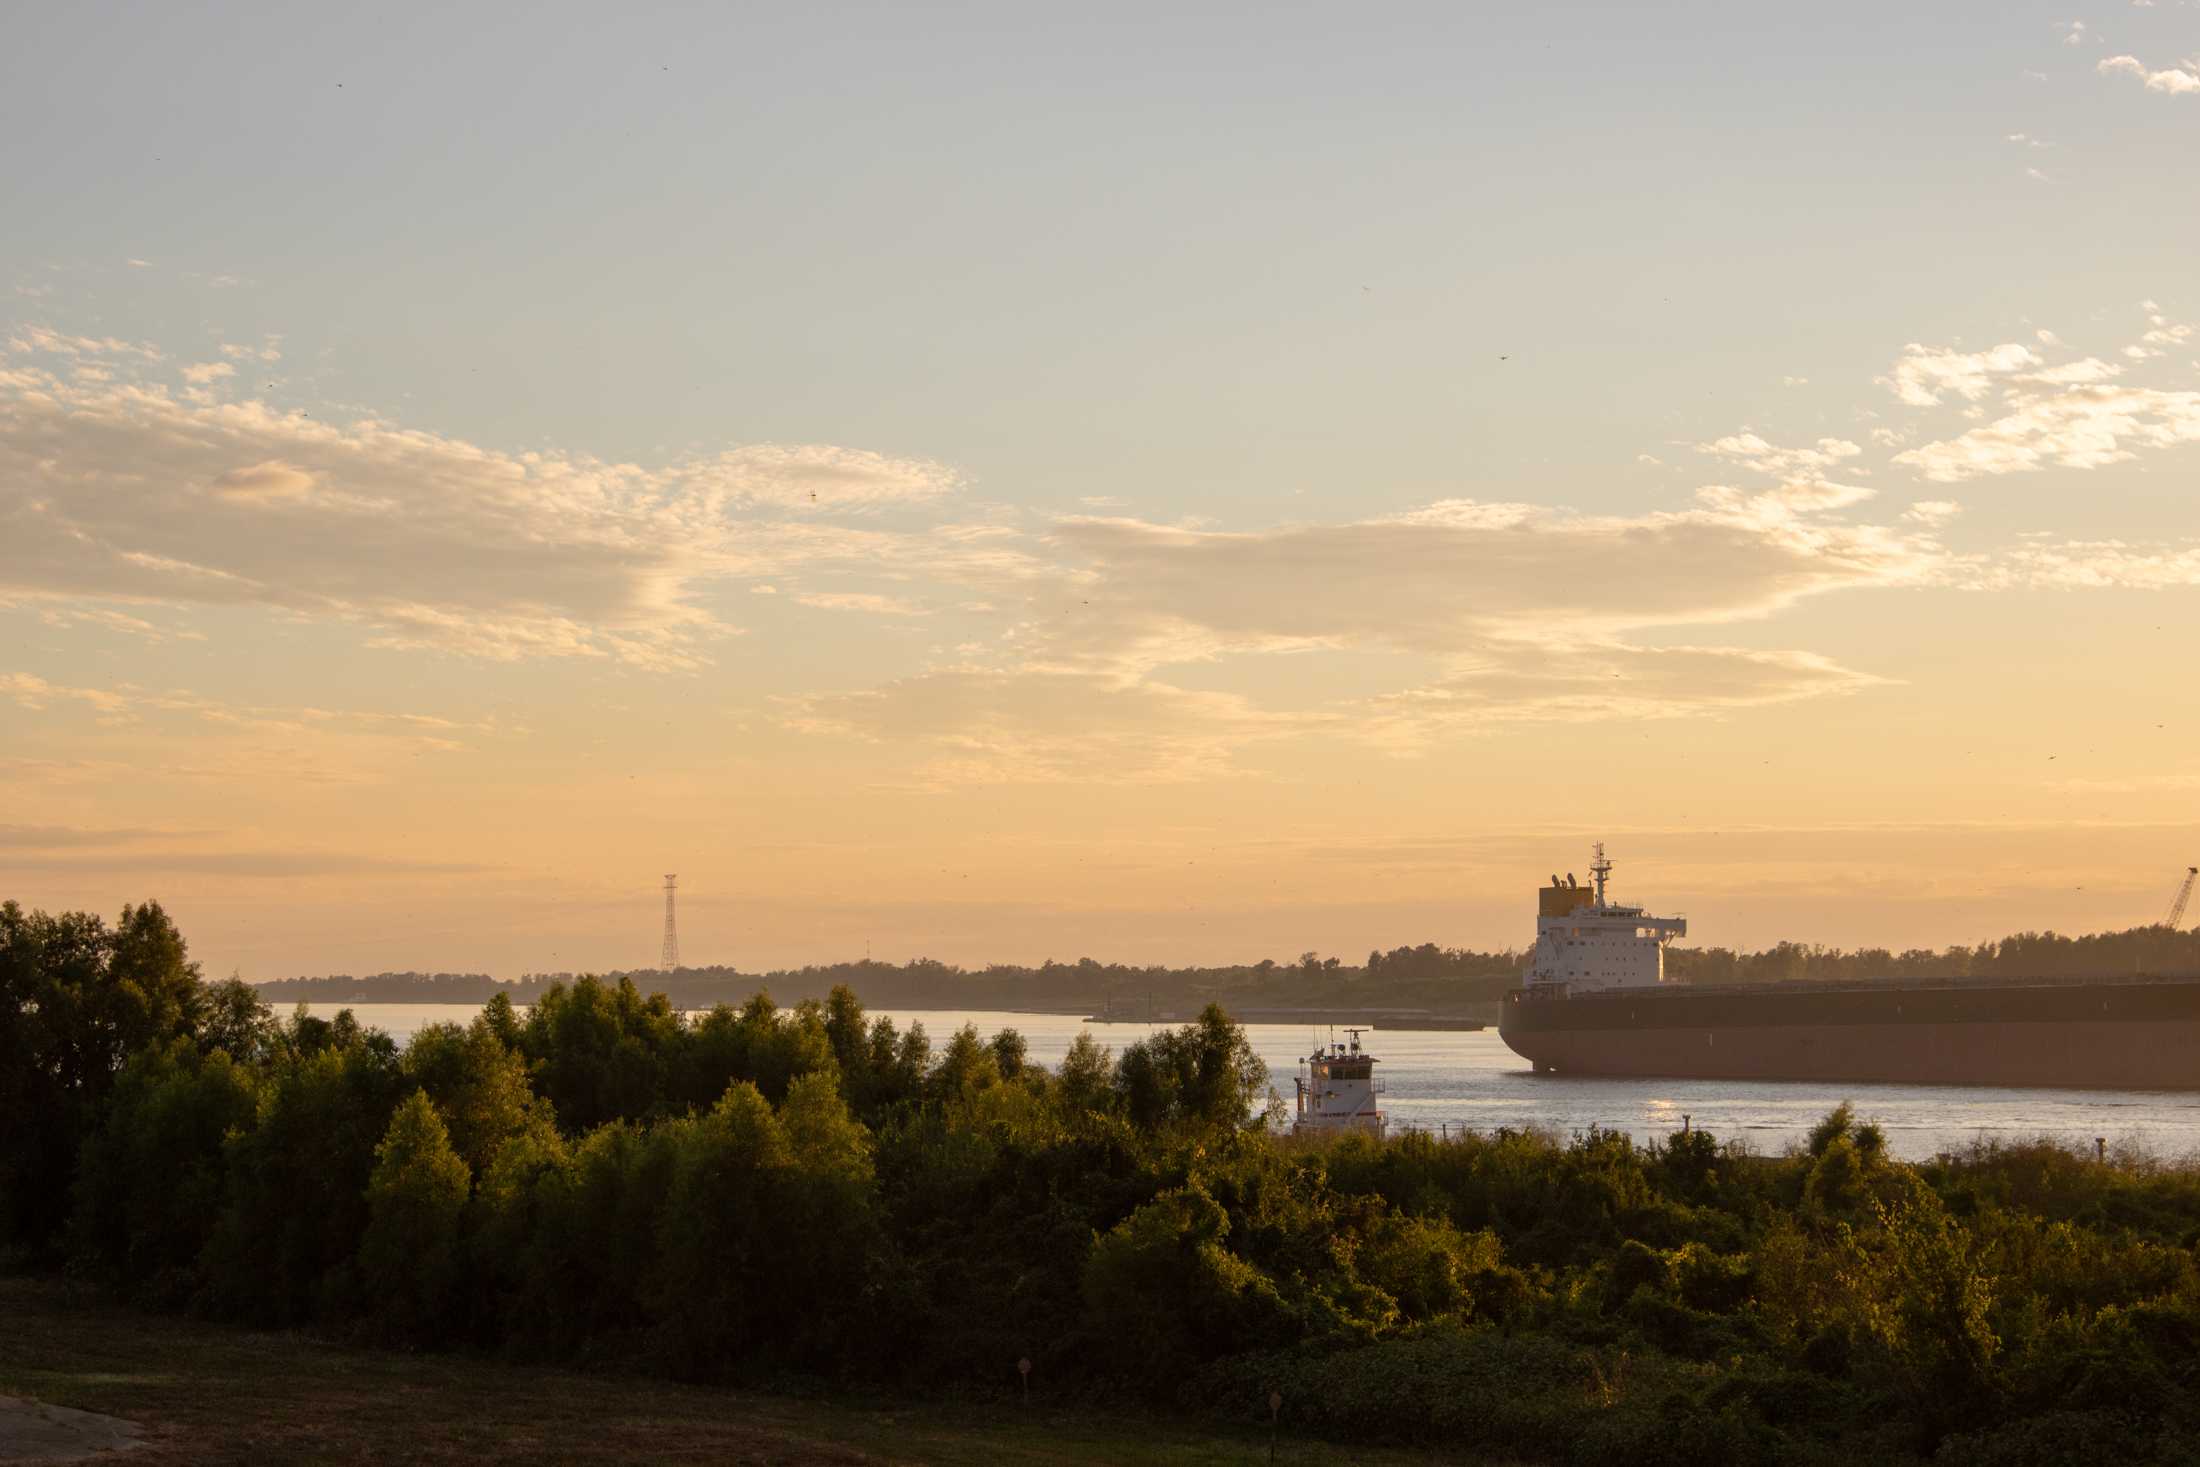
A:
1497 846 2200 1090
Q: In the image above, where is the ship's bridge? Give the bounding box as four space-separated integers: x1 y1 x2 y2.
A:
1524 848 1687 992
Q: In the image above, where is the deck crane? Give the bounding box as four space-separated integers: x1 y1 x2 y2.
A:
2169 866 2199 929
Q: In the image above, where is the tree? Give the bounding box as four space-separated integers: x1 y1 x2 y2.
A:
197 976 277 1063
403 1015 540 1176
360 1090 473 1341
1113 1005 1267 1133
1083 1181 1292 1378
1055 1032 1114 1117
0 900 203 1254
518 976 682 1132
200 1027 405 1323
926 1023 1001 1106
66 1037 259 1302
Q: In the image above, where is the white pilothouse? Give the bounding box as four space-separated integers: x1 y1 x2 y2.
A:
1524 844 1688 993
1292 1028 1386 1137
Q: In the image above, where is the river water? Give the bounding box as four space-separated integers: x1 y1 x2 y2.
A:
308 1003 2200 1163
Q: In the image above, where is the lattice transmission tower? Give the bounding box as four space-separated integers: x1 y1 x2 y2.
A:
660 874 680 972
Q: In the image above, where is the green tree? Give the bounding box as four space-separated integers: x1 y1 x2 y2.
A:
360 1090 473 1341
1837 1186 2002 1440
1083 1181 1292 1378
1055 1032 1115 1117
519 975 683 1131
0 900 203 1254
403 1015 540 1176
1113 1005 1266 1133
201 1025 405 1323
66 1036 259 1303
196 976 278 1062
927 1023 1002 1106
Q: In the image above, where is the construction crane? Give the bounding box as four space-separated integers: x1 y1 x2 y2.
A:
2168 866 2199 929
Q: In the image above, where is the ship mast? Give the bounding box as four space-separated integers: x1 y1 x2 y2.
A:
1591 842 1612 907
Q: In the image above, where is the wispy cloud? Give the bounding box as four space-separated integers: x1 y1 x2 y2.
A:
1886 311 2200 482
794 591 931 616
0 847 493 876
1895 384 2200 481
0 331 968 669
0 823 202 849
2100 54 2200 94
776 482 1946 784
784 672 1303 787
1880 342 2042 407
2 672 512 786
1982 539 2200 590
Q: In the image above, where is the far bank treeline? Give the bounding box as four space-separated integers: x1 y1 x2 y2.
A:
253 922 2200 1011
10 898 2200 1465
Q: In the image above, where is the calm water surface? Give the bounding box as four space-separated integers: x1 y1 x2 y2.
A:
310 1003 2200 1162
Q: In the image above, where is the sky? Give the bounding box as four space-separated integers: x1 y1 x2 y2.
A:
4 2 2200 980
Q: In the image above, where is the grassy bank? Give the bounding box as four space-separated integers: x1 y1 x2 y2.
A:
0 1276 1470 1466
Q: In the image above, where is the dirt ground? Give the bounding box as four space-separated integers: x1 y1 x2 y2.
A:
0 1277 1462 1466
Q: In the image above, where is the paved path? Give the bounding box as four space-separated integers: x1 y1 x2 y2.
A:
0 1396 143 1462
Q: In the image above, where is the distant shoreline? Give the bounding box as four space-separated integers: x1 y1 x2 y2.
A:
280 996 1499 1030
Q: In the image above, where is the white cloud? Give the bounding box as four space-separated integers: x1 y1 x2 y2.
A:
2100 54 2200 93
210 460 316 504
0 334 971 668
1881 342 2042 406
767 474 1959 785
181 361 236 386
1895 384 2200 482
672 443 962 512
794 591 930 616
1 671 132 715
1979 540 2200 590
1030 497 1938 687
1885 312 2200 483
784 672 1301 786
1696 432 1862 478
2017 357 2123 385
1 673 501 784
29 605 203 642
7 325 161 360
2128 318 2194 359
1903 500 1963 525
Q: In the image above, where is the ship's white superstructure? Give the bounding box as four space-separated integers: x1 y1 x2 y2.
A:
1292 1028 1385 1137
1523 844 1687 992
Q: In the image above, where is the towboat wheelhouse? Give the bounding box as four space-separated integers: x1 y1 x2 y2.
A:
1292 1028 1386 1137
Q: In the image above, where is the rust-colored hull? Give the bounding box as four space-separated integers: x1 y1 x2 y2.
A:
1498 977 2200 1090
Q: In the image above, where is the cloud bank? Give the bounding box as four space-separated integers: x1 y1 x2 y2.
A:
0 336 962 668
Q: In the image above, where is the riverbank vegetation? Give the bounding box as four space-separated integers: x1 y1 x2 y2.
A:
8 898 2200 1464
247 922 2200 1015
